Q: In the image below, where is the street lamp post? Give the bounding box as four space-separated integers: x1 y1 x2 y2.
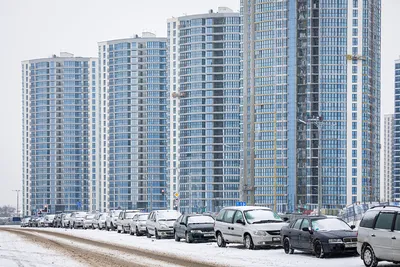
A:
298 116 324 216
12 189 21 217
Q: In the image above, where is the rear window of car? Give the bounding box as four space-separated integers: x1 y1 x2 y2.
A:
374 213 395 230
360 210 379 228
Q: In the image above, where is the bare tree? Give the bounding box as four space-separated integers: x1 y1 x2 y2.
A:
0 205 16 217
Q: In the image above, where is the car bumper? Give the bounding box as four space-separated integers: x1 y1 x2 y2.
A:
158 229 174 237
189 232 215 240
323 242 357 254
252 235 282 246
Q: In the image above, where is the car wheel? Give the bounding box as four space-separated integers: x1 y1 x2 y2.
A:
111 223 115 231
314 240 325 258
73 223 76 229
136 227 140 236
244 234 255 250
174 231 180 242
216 232 226 248
283 237 294 254
106 225 109 231
146 228 151 238
98 224 101 230
129 227 134 235
362 245 378 267
185 232 193 243
155 229 161 239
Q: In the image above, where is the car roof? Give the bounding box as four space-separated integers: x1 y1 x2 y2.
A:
185 213 213 217
369 205 400 211
291 215 329 220
154 210 180 213
221 206 272 211
125 210 140 213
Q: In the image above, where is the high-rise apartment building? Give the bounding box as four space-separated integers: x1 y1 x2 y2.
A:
98 33 168 211
393 60 400 201
168 8 242 213
22 53 97 215
383 114 394 202
241 0 381 212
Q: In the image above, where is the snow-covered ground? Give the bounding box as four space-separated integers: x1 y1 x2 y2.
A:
24 226 366 267
0 229 85 267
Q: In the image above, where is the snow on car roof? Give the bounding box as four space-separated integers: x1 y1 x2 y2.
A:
221 206 272 211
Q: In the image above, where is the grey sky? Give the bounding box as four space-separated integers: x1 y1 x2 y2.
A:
0 0 397 207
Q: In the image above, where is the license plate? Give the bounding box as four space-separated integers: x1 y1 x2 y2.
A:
345 243 357 248
204 233 214 237
273 237 281 242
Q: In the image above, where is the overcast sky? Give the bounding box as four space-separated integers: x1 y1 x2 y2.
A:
0 0 398 208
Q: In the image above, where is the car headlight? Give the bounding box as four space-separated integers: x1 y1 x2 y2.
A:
160 224 168 229
253 231 267 236
190 230 202 233
328 239 343 244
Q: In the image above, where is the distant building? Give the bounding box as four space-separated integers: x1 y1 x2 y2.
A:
168 7 242 213
22 53 97 215
98 33 168 211
383 114 394 202
393 59 400 201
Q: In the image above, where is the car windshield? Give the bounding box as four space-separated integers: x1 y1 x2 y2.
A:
100 214 107 219
139 214 148 221
76 213 86 218
311 218 352 231
113 211 122 217
65 214 71 218
126 212 136 219
187 215 214 224
158 212 180 221
47 215 55 220
244 209 283 224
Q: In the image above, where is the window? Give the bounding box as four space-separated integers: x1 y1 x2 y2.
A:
360 210 379 228
375 213 395 230
223 210 236 224
233 211 244 223
216 210 226 221
301 219 310 229
395 214 400 231
293 219 303 230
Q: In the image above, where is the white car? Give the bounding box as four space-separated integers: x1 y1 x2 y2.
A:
357 205 400 267
129 213 149 236
83 214 96 229
146 210 181 239
43 214 55 227
105 210 122 231
97 213 107 230
92 212 107 229
62 213 72 228
69 212 87 229
214 206 287 249
116 210 140 233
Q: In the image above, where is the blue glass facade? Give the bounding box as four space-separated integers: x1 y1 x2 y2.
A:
173 10 242 213
22 54 96 215
394 61 400 200
242 0 381 212
99 35 167 211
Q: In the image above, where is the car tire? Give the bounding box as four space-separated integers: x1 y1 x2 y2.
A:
73 223 76 229
111 223 115 231
129 227 134 235
283 237 294 254
98 224 101 230
106 225 110 231
216 232 226 248
174 231 180 242
185 232 193 243
244 234 255 250
136 227 140 236
155 229 161 240
362 245 378 267
146 228 151 238
314 240 325 258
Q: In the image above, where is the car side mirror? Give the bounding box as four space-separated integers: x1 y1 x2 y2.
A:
180 222 185 226
350 225 356 230
302 227 313 234
236 219 245 225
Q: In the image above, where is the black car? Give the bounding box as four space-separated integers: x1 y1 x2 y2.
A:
280 216 357 258
173 214 215 243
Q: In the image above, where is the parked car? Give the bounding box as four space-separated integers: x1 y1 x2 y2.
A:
214 206 286 249
129 213 149 236
38 217 45 227
280 215 357 258
92 213 102 229
53 214 63 228
357 205 400 267
146 210 181 239
28 217 38 227
21 217 31 227
61 213 72 228
43 214 55 227
69 212 87 229
174 214 215 243
83 214 96 229
116 210 140 233
105 210 122 231
97 213 107 230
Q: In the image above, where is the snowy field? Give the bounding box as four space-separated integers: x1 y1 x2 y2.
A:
2 225 400 267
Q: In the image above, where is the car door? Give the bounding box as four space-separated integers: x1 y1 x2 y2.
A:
391 212 400 262
299 219 312 251
147 212 155 234
231 211 245 242
175 215 184 237
372 211 396 260
221 209 236 242
289 219 303 248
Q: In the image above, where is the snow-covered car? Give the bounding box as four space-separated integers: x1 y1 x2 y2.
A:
146 210 181 239
83 214 96 229
43 214 55 227
69 212 87 229
61 213 72 228
38 217 45 227
129 213 149 236
105 210 122 231
214 206 287 249
20 217 31 227
116 210 140 233
97 213 107 230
